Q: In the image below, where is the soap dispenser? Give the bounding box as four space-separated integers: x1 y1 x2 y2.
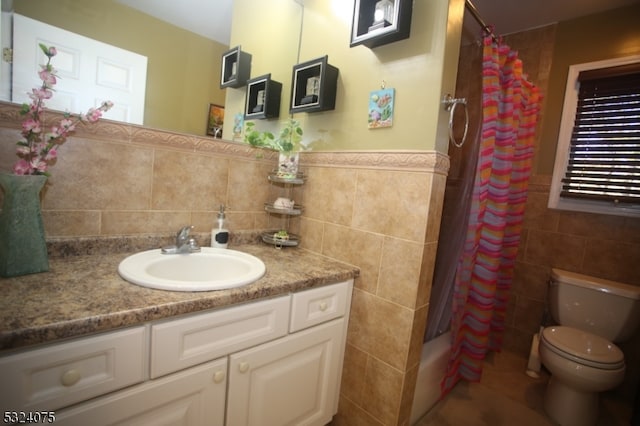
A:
211 204 229 248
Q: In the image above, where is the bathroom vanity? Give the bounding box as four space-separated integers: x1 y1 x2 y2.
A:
0 241 358 426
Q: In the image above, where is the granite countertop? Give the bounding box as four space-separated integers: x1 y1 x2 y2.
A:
0 239 359 353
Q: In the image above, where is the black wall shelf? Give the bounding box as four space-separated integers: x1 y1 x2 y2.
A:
290 56 339 114
350 0 413 48
245 74 282 120
220 46 252 88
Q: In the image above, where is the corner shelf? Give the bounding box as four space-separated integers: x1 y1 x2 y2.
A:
245 74 282 120
264 203 303 216
350 0 413 48
220 46 252 88
290 56 339 114
262 171 305 248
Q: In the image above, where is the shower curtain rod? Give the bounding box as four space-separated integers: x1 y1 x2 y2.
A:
464 0 499 43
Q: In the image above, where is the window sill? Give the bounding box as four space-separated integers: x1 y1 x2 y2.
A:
548 196 640 218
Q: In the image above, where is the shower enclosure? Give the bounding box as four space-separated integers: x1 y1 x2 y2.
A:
410 39 483 424
410 1 489 421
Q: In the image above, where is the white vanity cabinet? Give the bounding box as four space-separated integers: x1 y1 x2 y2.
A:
0 279 353 426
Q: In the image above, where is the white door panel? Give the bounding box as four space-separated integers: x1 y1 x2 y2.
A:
0 12 12 101
12 14 146 124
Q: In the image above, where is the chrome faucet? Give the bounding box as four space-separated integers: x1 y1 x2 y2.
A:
161 225 201 254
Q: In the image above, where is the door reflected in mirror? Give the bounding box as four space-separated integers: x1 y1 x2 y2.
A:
4 0 230 136
11 14 147 126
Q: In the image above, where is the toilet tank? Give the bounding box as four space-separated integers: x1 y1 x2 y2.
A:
549 268 640 342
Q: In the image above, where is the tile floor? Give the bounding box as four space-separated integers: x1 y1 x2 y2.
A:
415 351 636 426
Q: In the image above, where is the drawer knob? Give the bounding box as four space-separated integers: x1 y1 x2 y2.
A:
238 362 250 374
61 369 81 387
213 370 226 384
319 301 328 312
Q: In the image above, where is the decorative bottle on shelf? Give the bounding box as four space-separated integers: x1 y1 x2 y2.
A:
211 204 229 249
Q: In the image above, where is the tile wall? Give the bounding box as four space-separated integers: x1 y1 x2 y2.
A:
301 152 448 425
0 107 278 238
0 102 449 425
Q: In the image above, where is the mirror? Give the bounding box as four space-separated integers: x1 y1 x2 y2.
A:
1 0 301 137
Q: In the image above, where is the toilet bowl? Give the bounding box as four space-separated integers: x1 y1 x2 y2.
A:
539 269 640 426
540 326 626 426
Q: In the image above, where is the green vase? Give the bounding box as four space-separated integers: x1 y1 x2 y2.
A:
0 173 49 277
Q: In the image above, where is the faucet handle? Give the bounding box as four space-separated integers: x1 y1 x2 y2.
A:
162 226 198 254
177 225 193 241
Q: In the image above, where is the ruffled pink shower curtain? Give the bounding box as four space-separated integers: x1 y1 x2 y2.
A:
441 36 542 394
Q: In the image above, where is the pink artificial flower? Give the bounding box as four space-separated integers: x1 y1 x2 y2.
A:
38 68 56 88
46 130 59 140
47 47 57 57
15 144 30 156
49 119 76 140
22 118 41 134
59 118 75 132
44 147 57 161
12 159 31 175
85 108 103 123
31 158 48 173
34 142 47 155
29 87 53 101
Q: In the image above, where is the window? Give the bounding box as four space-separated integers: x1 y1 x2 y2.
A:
549 55 640 217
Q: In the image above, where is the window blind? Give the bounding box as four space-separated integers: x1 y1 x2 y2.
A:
561 64 640 205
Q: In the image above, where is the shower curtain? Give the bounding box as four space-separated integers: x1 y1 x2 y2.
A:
441 36 542 394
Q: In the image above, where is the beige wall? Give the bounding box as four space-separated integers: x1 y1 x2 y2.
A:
222 0 303 141
536 3 640 175
226 0 464 153
13 0 227 135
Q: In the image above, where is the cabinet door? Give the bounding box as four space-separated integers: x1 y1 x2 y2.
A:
55 358 227 426
227 318 345 426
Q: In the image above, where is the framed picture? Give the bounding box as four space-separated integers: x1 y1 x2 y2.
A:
368 88 395 129
207 104 224 138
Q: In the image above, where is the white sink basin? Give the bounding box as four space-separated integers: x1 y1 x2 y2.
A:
118 247 266 291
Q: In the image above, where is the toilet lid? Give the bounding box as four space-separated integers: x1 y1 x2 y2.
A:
541 326 624 369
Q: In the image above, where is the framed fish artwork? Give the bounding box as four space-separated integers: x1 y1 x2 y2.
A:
368 88 394 129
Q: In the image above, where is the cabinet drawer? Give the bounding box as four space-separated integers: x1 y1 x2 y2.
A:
150 295 290 378
0 326 146 412
290 280 353 333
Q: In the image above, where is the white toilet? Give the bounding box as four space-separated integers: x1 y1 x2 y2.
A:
539 268 640 426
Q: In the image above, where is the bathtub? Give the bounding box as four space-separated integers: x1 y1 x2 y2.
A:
409 331 451 425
